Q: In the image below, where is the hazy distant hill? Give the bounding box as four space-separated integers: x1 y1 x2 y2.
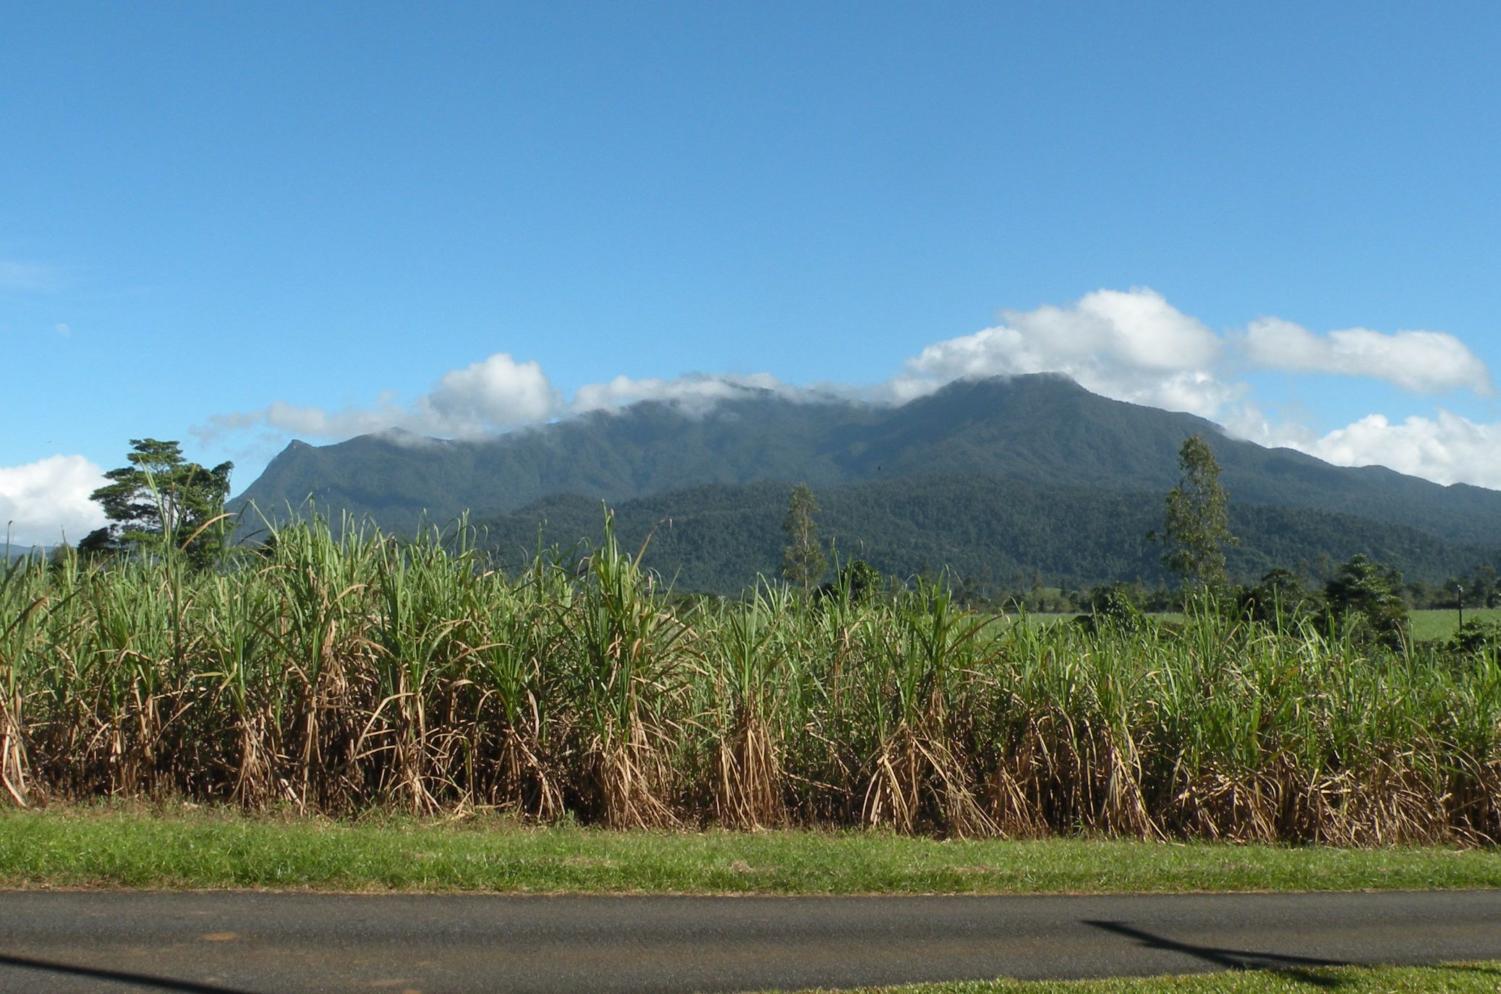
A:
232 374 1501 589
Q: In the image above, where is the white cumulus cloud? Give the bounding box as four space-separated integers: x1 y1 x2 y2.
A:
419 353 560 435
0 455 107 547
197 353 561 443
194 289 1501 492
572 372 788 414
1243 318 1490 394
887 287 1237 418
1286 410 1501 489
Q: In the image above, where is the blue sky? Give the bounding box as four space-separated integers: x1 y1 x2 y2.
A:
4 2 1501 544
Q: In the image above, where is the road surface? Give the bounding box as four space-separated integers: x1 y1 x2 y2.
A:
1 890 1498 993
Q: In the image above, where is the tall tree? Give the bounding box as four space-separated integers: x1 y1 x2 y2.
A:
781 483 826 592
89 439 234 566
1160 434 1235 593
1324 553 1409 649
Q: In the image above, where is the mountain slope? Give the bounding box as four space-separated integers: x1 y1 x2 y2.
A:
473 476 1488 594
231 373 1501 591
235 374 1501 550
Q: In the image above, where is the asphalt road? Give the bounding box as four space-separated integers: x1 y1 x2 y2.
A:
0 890 1498 993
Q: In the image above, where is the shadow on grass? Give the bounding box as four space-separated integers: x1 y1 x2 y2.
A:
1083 920 1348 989
0 953 262 993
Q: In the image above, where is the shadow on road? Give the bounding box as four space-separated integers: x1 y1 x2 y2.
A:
1083 919 1349 989
0 953 262 994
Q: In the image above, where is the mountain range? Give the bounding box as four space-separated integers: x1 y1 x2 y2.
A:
232 374 1501 593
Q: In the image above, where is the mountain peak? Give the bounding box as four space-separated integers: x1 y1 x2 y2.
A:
232 374 1501 557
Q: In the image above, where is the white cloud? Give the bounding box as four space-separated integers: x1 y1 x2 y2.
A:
885 290 1493 421
198 353 560 443
201 357 803 445
194 289 1501 492
419 353 560 434
886 287 1237 418
54 323 72 337
210 400 407 440
572 372 787 414
0 455 107 547
1279 409 1501 489
1243 318 1490 394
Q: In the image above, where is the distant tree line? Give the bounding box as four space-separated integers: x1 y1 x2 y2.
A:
59 436 1501 655
778 435 1488 652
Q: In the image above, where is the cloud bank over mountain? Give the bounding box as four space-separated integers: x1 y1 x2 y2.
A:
10 287 1493 543
1302 410 1501 488
189 287 1500 490
884 288 1241 419
201 354 558 441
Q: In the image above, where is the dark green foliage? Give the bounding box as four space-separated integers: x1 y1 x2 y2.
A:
837 559 882 603
1468 565 1501 607
780 483 826 591
1432 565 1501 610
1160 435 1235 592
469 476 1496 597
816 559 883 606
1239 568 1313 627
75 527 117 560
1077 583 1148 634
1447 619 1501 655
90 439 234 567
1324 554 1409 649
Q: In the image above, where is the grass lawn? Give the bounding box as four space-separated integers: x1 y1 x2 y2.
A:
1409 607 1501 642
773 962 1501 993
3 805 1500 894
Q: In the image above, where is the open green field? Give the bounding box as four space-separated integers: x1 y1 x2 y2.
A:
774 963 1501 994
1410 607 1501 642
1020 609 1495 643
3 520 1499 846
4 807 1500 894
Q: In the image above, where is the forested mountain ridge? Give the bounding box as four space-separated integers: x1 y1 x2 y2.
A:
472 476 1490 595
231 374 1501 589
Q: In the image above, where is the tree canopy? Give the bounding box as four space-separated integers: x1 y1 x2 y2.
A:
780 483 826 592
1161 434 1235 593
1324 553 1409 648
89 438 233 566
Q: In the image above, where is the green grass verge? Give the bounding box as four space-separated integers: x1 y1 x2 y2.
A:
775 962 1501 993
3 806 1500 893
